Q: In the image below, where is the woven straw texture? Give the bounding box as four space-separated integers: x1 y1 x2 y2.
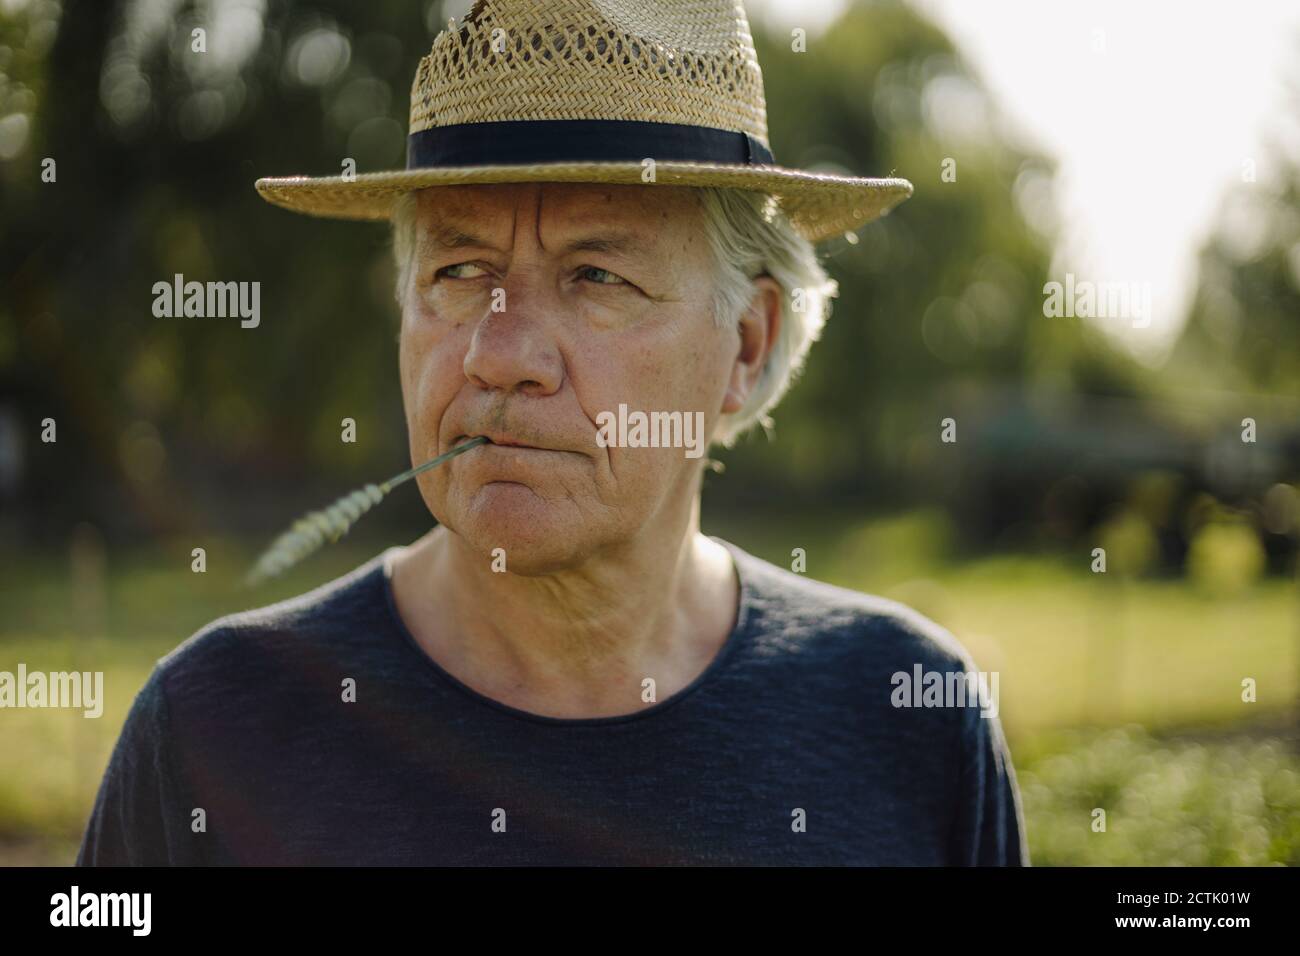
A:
255 0 913 242
411 0 767 139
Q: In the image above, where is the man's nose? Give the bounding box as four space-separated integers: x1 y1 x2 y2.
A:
461 281 564 397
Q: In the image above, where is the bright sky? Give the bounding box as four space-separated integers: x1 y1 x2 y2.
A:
749 0 1300 361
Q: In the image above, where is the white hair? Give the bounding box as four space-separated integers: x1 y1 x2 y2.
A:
390 186 837 447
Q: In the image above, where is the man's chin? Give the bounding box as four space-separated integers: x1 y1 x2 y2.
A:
447 483 595 574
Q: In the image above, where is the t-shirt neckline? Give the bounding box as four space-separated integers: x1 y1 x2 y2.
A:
373 535 754 727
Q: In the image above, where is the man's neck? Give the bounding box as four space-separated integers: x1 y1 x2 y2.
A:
390 501 739 719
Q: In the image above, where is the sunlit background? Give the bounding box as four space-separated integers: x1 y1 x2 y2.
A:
1 0 1297 865
763 0 1300 357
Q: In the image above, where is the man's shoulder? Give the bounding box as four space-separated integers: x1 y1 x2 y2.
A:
152 548 394 692
719 537 976 675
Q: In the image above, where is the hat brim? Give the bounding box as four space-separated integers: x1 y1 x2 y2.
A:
254 161 912 244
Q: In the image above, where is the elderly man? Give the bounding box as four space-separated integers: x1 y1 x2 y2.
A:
78 0 1027 865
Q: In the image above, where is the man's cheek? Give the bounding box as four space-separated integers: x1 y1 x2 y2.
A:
406 357 462 437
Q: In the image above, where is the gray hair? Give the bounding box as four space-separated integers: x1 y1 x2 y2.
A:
390 186 837 447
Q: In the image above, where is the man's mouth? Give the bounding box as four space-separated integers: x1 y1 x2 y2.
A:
455 433 545 451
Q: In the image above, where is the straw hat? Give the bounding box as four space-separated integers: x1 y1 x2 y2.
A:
254 0 913 242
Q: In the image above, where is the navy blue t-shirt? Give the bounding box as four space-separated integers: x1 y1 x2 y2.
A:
76 537 1028 865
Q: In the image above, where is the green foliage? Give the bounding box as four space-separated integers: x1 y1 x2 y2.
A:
1165 52 1300 403
1021 726 1300 865
1187 520 1267 595
1096 509 1159 578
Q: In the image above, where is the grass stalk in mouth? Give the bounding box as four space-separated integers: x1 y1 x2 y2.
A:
243 436 489 588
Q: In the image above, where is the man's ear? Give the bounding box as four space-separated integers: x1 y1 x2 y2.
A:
721 275 782 415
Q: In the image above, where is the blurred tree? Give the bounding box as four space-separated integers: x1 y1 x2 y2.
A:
1154 37 1300 568
2 0 431 541
1167 42 1300 400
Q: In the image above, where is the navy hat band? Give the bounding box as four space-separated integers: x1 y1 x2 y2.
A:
407 119 775 169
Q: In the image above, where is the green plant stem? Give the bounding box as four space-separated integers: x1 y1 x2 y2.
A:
379 435 489 493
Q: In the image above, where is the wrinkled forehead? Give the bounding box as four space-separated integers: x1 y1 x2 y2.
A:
412 182 703 252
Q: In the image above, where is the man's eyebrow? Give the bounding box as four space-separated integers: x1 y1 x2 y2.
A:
423 221 489 250
559 233 653 256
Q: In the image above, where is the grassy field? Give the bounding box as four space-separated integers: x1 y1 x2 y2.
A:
1 512 1296 865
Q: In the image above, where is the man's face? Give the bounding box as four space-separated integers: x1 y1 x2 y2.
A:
398 182 741 573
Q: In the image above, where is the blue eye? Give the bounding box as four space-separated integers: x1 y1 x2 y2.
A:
581 266 626 285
